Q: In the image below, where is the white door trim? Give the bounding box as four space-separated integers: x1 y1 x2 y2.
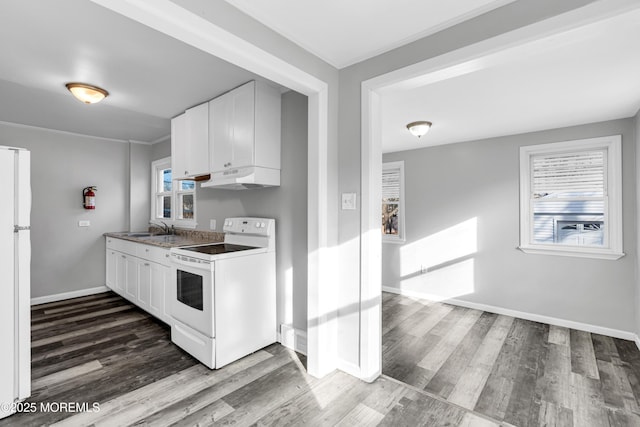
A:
359 0 640 380
89 0 335 377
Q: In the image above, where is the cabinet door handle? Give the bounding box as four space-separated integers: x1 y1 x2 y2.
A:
185 170 189 175
145 248 150 252
144 263 150 266
121 255 126 259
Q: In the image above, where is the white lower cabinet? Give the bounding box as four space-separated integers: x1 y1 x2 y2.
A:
115 253 127 296
138 261 152 311
105 239 171 324
138 260 170 322
106 248 118 290
125 255 138 302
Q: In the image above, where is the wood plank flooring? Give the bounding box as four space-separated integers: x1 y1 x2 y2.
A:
382 291 640 427
3 291 640 426
1 291 502 427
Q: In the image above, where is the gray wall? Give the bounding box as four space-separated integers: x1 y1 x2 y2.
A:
3 0 619 370
0 122 130 299
129 143 151 232
336 0 598 367
153 90 309 332
172 0 340 349
383 118 637 332
151 137 171 160
635 109 640 336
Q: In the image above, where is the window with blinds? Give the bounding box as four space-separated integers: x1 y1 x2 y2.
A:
519 136 623 259
382 161 405 242
531 149 606 246
532 150 605 198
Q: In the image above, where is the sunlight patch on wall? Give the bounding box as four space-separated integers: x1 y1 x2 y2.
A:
282 267 293 326
399 217 477 277
396 258 475 301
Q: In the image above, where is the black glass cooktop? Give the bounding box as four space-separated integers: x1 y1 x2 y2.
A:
181 243 257 255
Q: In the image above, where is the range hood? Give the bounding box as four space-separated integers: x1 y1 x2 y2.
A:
200 166 280 190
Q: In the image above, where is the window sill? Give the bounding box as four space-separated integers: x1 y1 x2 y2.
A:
383 237 406 244
518 245 624 260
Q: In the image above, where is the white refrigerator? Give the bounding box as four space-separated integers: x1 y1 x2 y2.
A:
0 146 31 419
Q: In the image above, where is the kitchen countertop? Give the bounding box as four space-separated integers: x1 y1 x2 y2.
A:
104 229 224 248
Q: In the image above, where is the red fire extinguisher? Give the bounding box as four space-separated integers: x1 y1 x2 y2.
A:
83 186 97 209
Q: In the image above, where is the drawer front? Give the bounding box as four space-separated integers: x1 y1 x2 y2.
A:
137 244 171 265
106 237 137 255
171 320 215 369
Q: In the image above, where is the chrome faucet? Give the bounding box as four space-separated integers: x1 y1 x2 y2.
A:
160 221 170 234
150 221 172 235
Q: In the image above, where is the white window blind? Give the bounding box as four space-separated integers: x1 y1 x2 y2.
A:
382 168 401 202
382 161 405 242
532 150 605 198
519 136 623 260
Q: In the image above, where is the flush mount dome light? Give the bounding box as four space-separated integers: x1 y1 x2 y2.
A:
65 82 109 104
406 121 432 138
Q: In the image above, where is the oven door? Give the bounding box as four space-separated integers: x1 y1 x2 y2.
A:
170 255 214 337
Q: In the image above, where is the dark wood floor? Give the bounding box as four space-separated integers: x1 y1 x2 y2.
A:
4 291 640 426
2 291 503 427
382 291 640 427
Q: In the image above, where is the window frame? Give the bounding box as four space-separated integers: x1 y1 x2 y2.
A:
150 157 197 229
382 161 406 244
519 135 623 260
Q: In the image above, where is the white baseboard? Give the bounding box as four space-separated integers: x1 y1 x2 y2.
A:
279 324 373 380
382 286 638 342
31 286 110 306
279 324 307 355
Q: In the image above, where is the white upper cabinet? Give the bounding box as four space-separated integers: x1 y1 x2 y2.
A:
171 102 209 179
208 81 281 174
171 113 187 179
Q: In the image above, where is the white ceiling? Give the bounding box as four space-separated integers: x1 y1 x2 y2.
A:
225 0 517 69
0 0 638 153
0 0 272 143
380 8 640 153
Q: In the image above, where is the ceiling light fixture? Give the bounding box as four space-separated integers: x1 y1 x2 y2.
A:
406 121 432 138
65 82 109 104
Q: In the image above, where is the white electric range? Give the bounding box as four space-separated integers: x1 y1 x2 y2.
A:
169 217 276 369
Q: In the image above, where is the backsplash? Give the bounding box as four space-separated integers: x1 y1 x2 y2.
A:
148 226 224 243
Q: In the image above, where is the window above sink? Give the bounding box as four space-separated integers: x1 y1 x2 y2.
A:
151 157 197 229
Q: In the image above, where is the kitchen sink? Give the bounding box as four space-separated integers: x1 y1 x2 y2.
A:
124 232 153 237
142 235 183 243
116 232 184 243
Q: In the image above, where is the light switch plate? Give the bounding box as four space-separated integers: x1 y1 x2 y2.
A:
210 219 217 230
342 193 357 210
78 220 90 227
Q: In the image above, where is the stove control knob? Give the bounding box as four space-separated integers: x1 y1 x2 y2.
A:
260 222 266 228
255 222 260 228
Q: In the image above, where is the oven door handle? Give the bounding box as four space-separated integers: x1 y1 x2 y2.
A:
171 253 212 270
